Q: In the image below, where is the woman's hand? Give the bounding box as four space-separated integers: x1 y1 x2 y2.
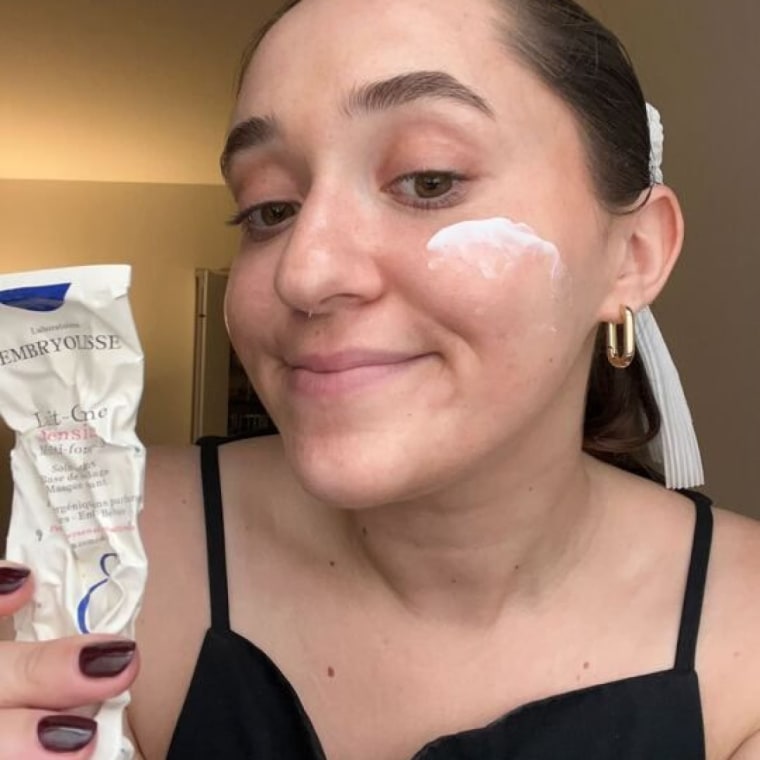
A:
0 562 140 759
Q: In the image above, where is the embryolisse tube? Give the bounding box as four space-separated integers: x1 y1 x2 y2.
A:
0 265 148 760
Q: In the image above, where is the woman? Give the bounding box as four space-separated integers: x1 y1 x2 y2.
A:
1 0 759 757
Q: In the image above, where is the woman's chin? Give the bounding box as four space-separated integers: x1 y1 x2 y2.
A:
281 432 430 511
290 457 396 510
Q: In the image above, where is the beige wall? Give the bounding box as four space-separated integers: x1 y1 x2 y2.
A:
0 0 283 184
0 180 238 544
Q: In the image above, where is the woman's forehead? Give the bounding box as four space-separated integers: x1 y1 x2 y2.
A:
238 0 513 115
258 0 500 50
228 0 587 187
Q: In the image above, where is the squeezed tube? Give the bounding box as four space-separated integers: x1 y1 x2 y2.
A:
0 264 147 760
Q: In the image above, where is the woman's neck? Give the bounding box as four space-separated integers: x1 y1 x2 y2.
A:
341 451 604 629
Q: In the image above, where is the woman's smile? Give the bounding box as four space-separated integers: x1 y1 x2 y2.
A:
286 350 434 397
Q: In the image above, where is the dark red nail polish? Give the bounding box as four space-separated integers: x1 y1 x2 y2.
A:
0 566 30 594
38 715 97 753
79 640 136 678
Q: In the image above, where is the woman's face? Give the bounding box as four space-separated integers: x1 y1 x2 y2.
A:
223 0 627 506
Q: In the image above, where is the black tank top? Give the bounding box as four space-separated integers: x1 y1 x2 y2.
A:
168 436 712 759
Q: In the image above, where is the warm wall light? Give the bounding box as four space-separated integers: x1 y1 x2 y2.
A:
0 109 226 185
0 0 263 185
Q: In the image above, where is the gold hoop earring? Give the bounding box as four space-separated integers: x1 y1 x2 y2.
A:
606 306 636 369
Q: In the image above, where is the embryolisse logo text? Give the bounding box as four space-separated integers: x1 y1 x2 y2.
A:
0 334 122 367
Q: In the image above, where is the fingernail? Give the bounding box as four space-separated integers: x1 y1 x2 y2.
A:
0 566 30 594
79 640 136 678
38 715 97 753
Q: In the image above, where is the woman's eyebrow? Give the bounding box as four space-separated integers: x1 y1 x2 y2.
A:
344 70 495 119
220 70 494 180
220 115 280 179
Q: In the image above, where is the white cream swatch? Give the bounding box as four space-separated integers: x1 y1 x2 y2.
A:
427 217 562 279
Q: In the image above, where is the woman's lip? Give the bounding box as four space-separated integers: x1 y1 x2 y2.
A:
288 350 423 373
287 353 430 396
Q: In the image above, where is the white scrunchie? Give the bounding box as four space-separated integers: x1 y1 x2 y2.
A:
646 103 665 184
637 104 704 489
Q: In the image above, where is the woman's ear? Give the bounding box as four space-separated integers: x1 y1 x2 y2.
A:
598 185 684 323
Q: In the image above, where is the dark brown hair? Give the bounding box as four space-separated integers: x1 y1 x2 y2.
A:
234 0 662 478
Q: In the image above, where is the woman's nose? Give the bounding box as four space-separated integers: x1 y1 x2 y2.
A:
273 191 385 317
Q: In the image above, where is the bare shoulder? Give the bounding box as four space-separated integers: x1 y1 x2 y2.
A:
707 504 760 639
137 444 207 627
129 437 284 758
139 443 207 592
143 443 202 515
700 504 760 755
138 434 288 565
592 469 760 758
129 444 207 759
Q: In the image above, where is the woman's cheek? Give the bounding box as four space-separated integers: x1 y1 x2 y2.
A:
426 217 563 278
423 216 570 333
224 258 273 360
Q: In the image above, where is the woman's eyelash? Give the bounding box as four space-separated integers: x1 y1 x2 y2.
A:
394 169 465 184
226 207 258 227
227 210 245 227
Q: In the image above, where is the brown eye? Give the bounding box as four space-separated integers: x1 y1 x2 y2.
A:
228 200 301 242
385 170 466 210
260 202 296 226
413 172 454 198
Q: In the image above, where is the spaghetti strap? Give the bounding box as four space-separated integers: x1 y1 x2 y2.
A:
674 491 714 672
198 436 231 632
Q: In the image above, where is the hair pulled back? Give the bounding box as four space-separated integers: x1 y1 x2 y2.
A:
235 0 662 478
